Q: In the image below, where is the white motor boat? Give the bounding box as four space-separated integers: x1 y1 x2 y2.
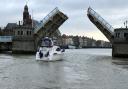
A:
36 37 65 61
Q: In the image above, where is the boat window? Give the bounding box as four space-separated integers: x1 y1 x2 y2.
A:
41 38 52 47
56 47 61 51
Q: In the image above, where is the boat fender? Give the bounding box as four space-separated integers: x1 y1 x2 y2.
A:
45 51 49 57
39 51 43 58
54 53 57 55
61 49 65 52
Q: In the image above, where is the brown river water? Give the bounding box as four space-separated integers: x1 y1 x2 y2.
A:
0 49 128 89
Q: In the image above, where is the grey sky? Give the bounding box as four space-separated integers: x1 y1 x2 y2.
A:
0 0 128 41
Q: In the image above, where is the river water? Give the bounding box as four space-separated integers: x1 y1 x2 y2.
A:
0 49 128 89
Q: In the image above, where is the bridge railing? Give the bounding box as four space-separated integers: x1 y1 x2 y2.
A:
88 7 114 35
0 36 12 42
34 7 59 33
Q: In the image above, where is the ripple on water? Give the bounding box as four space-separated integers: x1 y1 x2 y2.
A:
0 49 128 89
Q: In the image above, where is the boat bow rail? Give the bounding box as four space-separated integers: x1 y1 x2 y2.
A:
87 7 114 43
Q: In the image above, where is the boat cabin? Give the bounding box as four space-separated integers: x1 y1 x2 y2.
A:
41 37 53 47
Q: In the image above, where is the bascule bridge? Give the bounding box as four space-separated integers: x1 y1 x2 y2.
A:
0 5 68 53
87 7 128 57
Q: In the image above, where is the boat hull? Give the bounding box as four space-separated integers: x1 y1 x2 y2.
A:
36 52 63 61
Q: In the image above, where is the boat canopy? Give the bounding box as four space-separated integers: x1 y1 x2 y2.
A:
41 37 53 47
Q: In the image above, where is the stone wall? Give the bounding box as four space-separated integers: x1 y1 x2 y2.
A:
113 43 128 57
12 26 36 54
12 39 35 53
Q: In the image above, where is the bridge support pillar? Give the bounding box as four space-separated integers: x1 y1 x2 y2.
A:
12 36 36 54
0 42 12 51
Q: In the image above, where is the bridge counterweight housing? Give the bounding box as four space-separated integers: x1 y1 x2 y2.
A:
112 28 128 57
87 7 128 57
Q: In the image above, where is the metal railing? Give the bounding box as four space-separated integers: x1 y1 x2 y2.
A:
0 36 12 42
34 7 60 33
88 7 114 35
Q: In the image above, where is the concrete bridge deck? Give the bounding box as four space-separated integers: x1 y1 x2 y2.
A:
87 7 114 43
34 7 68 35
34 7 68 47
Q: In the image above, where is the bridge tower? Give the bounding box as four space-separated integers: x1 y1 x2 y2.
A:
23 5 32 26
12 5 35 53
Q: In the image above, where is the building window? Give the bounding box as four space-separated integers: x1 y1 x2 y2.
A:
116 33 120 38
124 33 128 38
27 31 29 35
29 31 31 35
21 31 23 35
26 31 32 36
18 31 20 35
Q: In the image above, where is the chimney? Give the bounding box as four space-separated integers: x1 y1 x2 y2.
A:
19 21 21 26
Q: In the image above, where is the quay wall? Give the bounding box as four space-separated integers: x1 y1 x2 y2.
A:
12 37 36 54
113 43 128 57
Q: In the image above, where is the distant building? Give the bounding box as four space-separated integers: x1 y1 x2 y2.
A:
61 34 74 47
12 5 35 53
1 23 17 36
23 5 32 26
66 36 74 45
13 5 33 36
61 34 67 46
92 40 96 47
82 37 88 47
103 41 112 48
96 40 112 48
73 36 80 48
79 36 83 48
60 34 111 48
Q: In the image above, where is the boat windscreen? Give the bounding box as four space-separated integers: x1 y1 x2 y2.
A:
41 38 53 47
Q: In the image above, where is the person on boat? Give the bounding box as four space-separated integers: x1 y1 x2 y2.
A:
61 48 65 52
39 50 43 58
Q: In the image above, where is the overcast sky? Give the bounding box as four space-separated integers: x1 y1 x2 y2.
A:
0 0 128 41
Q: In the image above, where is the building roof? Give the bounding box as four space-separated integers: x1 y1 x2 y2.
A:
6 23 17 29
32 19 40 28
